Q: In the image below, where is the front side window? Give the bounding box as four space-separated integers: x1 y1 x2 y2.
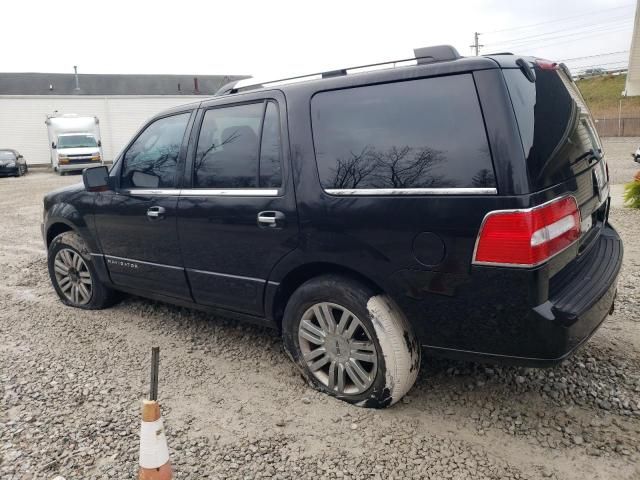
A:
121 112 190 189
194 101 283 189
311 74 496 190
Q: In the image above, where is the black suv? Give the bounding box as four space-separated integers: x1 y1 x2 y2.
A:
43 46 622 408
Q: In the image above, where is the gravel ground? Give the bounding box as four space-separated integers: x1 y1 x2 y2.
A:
1 139 640 479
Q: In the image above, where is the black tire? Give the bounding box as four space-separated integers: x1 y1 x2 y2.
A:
16 166 22 177
47 231 118 309
282 275 420 408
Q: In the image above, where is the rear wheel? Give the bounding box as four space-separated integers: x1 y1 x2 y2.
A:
282 275 420 408
48 231 118 309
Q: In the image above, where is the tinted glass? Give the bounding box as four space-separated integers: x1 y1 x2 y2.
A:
121 113 190 189
259 101 282 188
0 151 16 160
311 74 495 190
58 134 97 149
195 103 263 188
504 68 601 189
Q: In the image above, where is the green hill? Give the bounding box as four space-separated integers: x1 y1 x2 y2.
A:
576 74 640 118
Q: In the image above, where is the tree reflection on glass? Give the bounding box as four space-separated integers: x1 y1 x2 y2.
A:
328 145 451 189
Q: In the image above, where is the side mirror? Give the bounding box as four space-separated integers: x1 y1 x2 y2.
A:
52 142 57 149
97 140 102 147
83 166 110 192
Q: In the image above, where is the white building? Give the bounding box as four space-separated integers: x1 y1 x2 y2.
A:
0 72 245 165
625 1 640 96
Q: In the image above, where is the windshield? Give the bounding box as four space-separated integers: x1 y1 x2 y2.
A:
57 134 97 149
0 151 16 160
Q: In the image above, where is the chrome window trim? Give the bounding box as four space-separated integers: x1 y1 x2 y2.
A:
180 188 279 197
122 188 279 197
324 187 497 196
122 189 181 196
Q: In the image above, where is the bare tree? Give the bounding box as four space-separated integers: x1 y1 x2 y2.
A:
471 168 495 188
329 147 377 189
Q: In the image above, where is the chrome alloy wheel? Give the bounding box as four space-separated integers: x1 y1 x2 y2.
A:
298 302 378 395
53 248 92 305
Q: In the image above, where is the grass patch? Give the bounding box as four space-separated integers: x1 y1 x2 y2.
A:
576 74 640 118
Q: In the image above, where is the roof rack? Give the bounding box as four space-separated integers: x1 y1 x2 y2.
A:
215 45 461 96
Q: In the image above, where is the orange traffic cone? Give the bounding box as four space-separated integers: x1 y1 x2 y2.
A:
138 347 172 480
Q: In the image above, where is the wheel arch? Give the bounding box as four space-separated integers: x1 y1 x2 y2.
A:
46 221 75 248
269 262 386 329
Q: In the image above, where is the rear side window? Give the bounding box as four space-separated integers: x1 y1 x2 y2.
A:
311 75 496 191
504 68 601 189
194 101 283 189
121 112 190 189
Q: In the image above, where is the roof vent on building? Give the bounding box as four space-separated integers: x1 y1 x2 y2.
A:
73 66 80 91
413 45 460 64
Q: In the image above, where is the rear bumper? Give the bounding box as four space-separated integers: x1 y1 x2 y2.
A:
528 224 622 363
395 224 623 366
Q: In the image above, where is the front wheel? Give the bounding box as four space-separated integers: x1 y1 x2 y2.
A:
282 275 420 408
48 231 118 309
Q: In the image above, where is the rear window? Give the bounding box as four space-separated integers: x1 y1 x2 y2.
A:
504 67 601 189
311 75 496 191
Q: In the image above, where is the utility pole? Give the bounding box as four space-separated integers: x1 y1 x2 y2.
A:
470 32 483 56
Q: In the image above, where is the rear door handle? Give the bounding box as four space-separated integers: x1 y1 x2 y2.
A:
147 206 166 219
257 210 285 228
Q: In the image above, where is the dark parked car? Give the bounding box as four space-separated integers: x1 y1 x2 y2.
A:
0 149 28 176
633 145 640 163
42 46 622 407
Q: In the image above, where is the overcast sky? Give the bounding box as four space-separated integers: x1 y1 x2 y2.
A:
2 0 636 79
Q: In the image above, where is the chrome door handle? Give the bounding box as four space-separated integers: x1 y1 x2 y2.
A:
147 206 166 219
257 211 285 228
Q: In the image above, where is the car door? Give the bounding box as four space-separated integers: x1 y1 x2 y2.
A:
93 110 195 300
177 92 298 316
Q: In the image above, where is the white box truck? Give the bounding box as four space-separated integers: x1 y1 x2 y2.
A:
45 114 104 173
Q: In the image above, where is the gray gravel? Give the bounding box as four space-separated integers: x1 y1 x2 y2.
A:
1 140 640 480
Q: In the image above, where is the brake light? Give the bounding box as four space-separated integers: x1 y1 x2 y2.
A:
473 196 581 267
535 59 558 70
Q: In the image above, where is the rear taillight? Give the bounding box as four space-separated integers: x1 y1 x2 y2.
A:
473 196 581 267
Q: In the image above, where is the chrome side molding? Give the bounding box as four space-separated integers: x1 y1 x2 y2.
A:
123 188 280 197
324 187 497 196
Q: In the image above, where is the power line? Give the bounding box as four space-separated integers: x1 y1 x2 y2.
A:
484 15 632 46
560 50 629 62
573 61 628 69
482 3 634 35
485 19 633 48
490 24 634 52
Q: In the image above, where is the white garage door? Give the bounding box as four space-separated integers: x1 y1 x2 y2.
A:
0 96 204 165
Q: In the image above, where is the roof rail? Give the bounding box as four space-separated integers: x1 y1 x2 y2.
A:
214 44 462 96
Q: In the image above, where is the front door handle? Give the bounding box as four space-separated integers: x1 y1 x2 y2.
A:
147 206 166 219
257 210 285 228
